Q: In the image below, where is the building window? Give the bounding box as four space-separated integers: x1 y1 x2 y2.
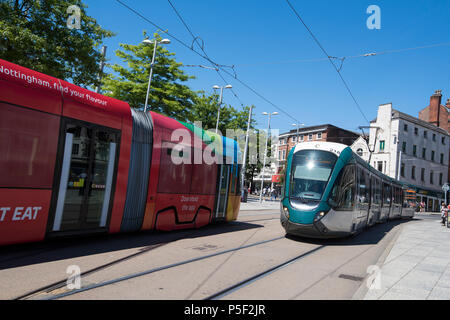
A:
442 137 446 145
431 150 435 162
440 173 443 186
300 134 304 141
402 142 406 153
404 124 408 131
400 163 405 178
282 150 286 160
379 140 385 151
292 136 297 142
433 133 436 141
421 168 425 182
412 166 416 180
414 127 418 135
430 171 434 184
424 130 428 139
356 148 363 157
413 145 417 157
441 153 444 165
422 148 426 159
308 134 312 141
377 161 383 172
317 132 322 139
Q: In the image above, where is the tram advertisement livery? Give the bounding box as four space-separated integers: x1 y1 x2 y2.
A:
0 59 242 246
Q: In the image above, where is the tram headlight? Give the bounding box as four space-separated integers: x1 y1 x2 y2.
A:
282 206 290 218
314 210 328 221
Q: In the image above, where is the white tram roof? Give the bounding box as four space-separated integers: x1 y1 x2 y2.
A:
292 141 349 157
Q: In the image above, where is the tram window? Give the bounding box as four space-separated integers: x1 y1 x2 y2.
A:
383 183 392 206
372 178 381 205
290 150 338 202
0 103 60 188
157 142 193 194
357 167 369 206
190 160 217 195
329 165 355 210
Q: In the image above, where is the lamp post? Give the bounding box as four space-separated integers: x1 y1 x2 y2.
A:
213 84 232 133
259 111 278 203
142 38 171 113
292 122 305 143
240 105 254 199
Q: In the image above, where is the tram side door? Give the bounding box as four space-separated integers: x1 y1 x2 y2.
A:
213 164 231 220
50 120 119 233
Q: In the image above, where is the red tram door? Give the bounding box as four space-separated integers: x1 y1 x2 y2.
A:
49 120 120 234
213 164 231 220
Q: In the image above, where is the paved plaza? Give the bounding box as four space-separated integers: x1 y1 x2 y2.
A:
364 215 450 300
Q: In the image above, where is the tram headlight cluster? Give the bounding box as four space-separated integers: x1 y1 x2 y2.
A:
314 210 329 222
282 206 290 219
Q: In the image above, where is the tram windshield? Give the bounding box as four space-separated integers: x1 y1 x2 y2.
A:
290 150 338 202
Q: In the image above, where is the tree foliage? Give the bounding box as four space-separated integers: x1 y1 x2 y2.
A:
102 32 197 121
0 0 114 87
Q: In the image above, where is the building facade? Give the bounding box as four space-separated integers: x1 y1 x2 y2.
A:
368 102 449 211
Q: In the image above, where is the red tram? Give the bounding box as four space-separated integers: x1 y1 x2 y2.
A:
0 59 242 246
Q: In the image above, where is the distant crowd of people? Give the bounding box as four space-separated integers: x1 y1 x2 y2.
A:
248 187 279 201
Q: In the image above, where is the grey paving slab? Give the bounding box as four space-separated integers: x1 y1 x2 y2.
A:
427 286 450 300
363 218 450 300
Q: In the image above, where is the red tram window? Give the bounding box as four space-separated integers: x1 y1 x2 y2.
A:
190 159 217 195
157 142 192 194
0 103 59 188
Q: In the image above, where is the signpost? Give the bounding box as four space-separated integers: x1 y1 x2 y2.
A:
443 183 449 205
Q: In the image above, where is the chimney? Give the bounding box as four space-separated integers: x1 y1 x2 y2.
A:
429 90 443 127
447 99 450 110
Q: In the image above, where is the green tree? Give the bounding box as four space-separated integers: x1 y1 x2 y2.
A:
189 92 254 133
0 0 114 87
102 32 197 121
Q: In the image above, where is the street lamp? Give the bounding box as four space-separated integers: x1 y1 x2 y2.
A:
213 84 232 133
142 38 171 113
259 111 278 203
240 105 254 199
292 122 305 143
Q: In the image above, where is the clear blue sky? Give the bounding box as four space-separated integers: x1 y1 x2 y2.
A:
84 0 450 134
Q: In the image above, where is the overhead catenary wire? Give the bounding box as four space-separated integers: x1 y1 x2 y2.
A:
285 0 371 124
218 41 450 68
167 0 244 107
115 0 301 124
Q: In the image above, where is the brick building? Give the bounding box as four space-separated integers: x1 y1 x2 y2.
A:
273 124 360 174
418 90 450 182
419 90 450 132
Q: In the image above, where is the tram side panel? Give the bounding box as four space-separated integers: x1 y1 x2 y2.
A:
0 72 62 245
0 97 61 245
150 113 217 231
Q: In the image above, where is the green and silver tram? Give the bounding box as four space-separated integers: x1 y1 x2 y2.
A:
280 142 417 238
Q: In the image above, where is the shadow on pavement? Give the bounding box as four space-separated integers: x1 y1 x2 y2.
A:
0 220 265 270
285 217 420 246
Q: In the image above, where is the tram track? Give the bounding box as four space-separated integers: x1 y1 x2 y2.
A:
204 244 326 300
18 235 286 300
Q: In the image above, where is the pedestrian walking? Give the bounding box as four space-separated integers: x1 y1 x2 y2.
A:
441 203 447 226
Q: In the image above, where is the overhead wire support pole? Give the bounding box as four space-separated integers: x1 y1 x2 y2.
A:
241 105 254 197
95 45 107 94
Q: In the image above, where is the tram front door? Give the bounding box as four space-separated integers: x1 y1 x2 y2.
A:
50 120 119 233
